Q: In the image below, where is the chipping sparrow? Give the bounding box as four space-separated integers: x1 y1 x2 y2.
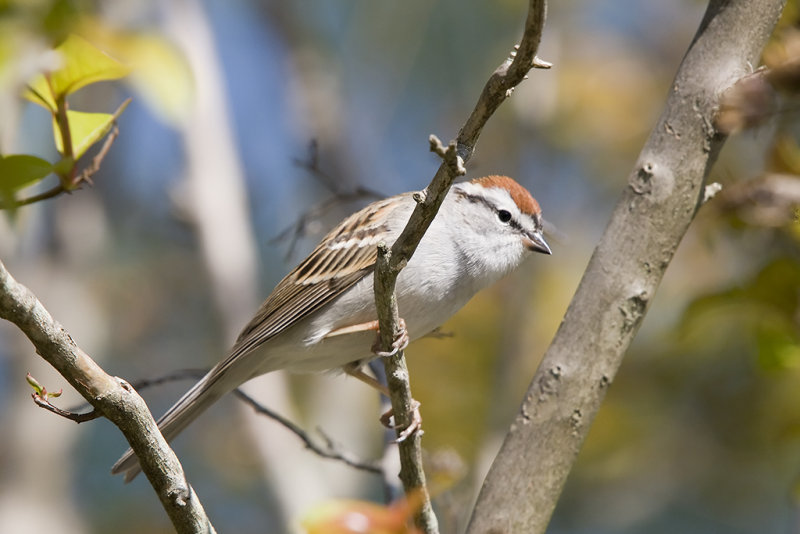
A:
112 175 550 481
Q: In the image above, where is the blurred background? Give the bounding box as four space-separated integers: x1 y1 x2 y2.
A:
1 0 799 532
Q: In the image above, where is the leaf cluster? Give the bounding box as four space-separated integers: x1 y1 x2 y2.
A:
1 34 129 212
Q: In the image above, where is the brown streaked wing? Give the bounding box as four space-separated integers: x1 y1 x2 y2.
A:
229 195 400 359
231 263 374 358
190 268 373 401
167 195 405 401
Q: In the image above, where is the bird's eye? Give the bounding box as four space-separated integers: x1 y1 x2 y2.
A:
497 209 512 223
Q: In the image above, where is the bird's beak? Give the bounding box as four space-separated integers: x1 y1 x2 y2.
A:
524 231 551 255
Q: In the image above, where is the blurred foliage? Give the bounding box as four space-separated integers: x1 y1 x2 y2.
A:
301 492 423 534
76 22 194 125
1 32 130 211
24 34 130 110
681 258 800 370
0 0 191 212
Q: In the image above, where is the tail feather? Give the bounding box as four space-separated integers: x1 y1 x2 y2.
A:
111 370 232 482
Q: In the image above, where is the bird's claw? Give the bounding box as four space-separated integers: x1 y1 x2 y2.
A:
380 399 422 443
371 317 409 357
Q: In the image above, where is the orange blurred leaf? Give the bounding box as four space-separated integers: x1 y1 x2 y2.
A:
301 492 424 534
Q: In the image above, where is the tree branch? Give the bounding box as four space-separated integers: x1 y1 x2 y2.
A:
372 1 548 532
123 368 384 475
28 376 103 422
233 389 383 475
0 260 217 534
466 1 786 532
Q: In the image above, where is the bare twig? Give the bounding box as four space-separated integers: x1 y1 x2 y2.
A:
234 389 382 475
428 135 466 179
74 123 120 186
32 393 102 422
7 184 71 208
0 260 216 534
130 368 211 390
128 368 382 475
275 140 384 260
26 372 102 422
25 371 103 421
372 1 548 532
291 139 326 179
466 1 786 533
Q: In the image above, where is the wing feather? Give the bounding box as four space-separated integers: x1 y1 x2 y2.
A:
231 194 403 357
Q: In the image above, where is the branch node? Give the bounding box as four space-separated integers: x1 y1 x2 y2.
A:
118 377 133 392
377 241 390 261
428 134 446 156
432 139 467 179
533 56 553 69
168 486 192 507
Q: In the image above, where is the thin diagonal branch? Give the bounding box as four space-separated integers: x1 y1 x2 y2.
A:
74 123 120 186
126 368 382 475
372 1 548 532
32 392 102 422
274 140 385 260
233 389 383 475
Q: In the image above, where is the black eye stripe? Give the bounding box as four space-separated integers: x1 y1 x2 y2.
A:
456 188 541 233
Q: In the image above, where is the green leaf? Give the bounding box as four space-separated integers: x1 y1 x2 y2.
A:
54 111 112 159
26 373 43 395
23 34 130 110
53 99 129 158
0 154 54 195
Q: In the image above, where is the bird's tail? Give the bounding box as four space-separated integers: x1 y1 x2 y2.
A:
111 364 240 482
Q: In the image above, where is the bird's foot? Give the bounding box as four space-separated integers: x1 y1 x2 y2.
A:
380 398 422 443
371 317 409 357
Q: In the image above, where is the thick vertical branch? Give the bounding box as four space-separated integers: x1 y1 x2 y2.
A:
466 1 786 533
372 1 547 531
0 260 217 534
